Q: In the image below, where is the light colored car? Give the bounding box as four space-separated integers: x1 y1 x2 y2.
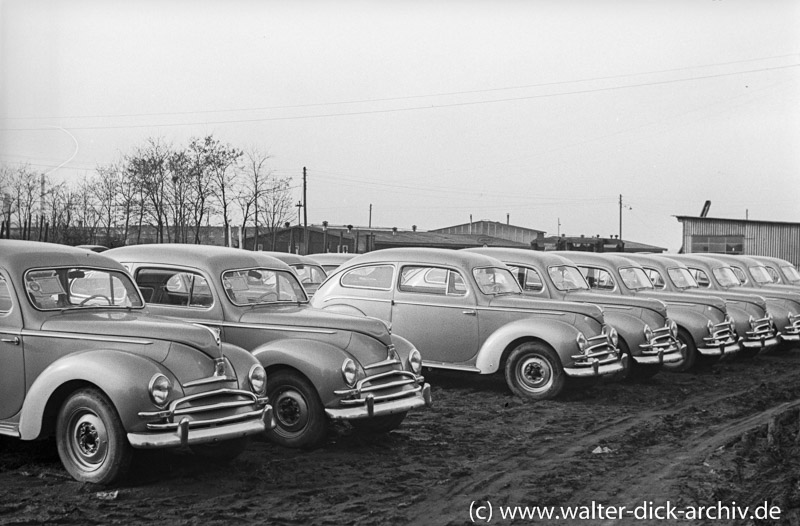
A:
311 248 624 400
308 253 357 274
107 244 431 448
751 255 800 288
672 254 800 348
465 248 681 380
625 253 779 355
258 252 328 296
557 251 740 372
0 241 272 484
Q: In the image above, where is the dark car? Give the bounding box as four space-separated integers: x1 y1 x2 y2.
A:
557 251 740 372
465 247 681 380
108 244 431 448
625 253 779 355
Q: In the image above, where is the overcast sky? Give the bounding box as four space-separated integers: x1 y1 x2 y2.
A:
1 0 799 251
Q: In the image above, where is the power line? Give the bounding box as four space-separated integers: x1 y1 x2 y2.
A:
3 62 798 132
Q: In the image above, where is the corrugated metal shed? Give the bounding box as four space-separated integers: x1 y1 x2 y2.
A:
429 220 545 245
675 216 800 266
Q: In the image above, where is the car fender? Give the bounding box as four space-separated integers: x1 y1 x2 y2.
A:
667 308 715 347
19 349 172 440
601 310 648 353
250 339 350 408
474 317 582 374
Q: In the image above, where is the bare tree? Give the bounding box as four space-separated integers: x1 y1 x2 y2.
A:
93 164 122 246
203 136 242 246
258 176 295 250
236 147 273 250
127 138 173 243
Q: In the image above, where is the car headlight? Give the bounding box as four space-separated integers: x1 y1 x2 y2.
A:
248 364 267 396
606 327 619 347
408 348 422 375
576 332 588 353
148 373 172 407
669 320 678 339
342 358 357 388
643 324 654 342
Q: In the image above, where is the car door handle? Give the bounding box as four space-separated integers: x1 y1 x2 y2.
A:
462 310 477 316
1 336 20 345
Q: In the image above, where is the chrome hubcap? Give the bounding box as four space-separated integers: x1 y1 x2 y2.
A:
517 356 553 393
275 390 309 431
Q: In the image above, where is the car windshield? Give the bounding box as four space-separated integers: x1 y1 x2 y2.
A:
748 265 774 285
222 268 307 305
291 264 327 286
618 266 654 291
781 265 800 284
548 265 589 291
25 267 143 310
667 267 698 289
473 267 522 295
712 267 742 288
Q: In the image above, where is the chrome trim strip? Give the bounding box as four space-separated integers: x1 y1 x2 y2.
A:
0 422 20 438
421 361 481 373
363 358 402 370
221 322 336 335
20 329 153 345
183 375 237 388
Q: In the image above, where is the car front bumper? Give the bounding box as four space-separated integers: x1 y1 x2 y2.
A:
564 354 628 378
697 340 741 357
128 405 274 449
327 383 432 420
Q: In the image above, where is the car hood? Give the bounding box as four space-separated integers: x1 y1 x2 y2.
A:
488 294 604 323
636 290 727 312
684 289 768 311
238 304 392 345
38 310 222 360
564 291 667 317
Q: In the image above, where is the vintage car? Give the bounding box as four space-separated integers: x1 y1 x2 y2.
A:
464 248 681 380
556 251 740 372
624 253 779 355
107 244 430 449
308 253 357 274
258 251 328 297
310 248 624 400
710 254 800 296
671 254 800 348
0 241 272 484
751 255 800 288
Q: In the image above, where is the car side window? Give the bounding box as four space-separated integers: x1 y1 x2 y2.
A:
579 266 615 290
340 265 394 290
507 265 544 292
135 268 214 308
399 266 466 296
644 268 665 289
689 268 711 288
0 275 13 314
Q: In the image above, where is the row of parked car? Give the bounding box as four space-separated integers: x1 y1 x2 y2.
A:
1 240 797 485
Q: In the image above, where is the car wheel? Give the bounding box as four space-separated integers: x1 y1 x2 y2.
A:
350 412 407 433
266 370 327 449
662 327 697 373
191 437 249 462
504 342 565 400
56 388 132 485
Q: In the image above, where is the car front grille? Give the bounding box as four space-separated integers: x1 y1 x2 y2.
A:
139 388 266 431
703 320 737 347
334 370 425 406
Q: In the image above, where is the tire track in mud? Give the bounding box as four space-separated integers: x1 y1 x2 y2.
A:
402 354 800 525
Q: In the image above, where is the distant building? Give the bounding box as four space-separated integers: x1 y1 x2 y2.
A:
246 224 530 254
676 216 800 266
429 220 545 246
537 235 666 253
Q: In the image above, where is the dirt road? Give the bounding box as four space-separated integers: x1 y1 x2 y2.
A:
2 350 799 526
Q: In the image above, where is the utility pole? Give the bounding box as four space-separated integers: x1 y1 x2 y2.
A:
369 204 372 228
302 167 308 254
619 194 622 239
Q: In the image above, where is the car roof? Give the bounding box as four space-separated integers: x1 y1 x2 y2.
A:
696 253 764 268
342 247 505 269
669 253 729 269
750 255 794 267
622 253 687 270
464 247 575 267
0 240 127 273
107 244 294 274
258 251 323 266
553 251 641 268
307 253 356 264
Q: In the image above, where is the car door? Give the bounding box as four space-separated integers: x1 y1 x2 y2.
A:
390 265 479 365
132 266 225 334
0 270 25 420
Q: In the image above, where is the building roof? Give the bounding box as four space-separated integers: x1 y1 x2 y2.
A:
675 216 800 228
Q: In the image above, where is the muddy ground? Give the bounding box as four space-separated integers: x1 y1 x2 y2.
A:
2 349 800 526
